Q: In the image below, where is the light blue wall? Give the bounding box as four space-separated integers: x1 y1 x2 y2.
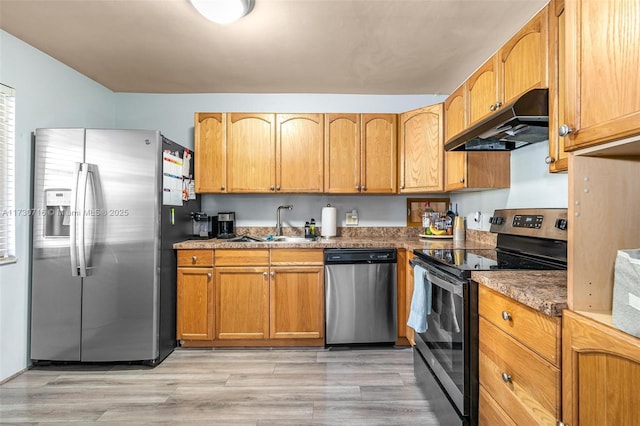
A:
0 30 115 381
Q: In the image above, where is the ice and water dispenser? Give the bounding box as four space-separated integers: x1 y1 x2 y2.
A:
45 189 71 237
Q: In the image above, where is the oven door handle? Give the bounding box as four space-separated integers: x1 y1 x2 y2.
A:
411 258 465 296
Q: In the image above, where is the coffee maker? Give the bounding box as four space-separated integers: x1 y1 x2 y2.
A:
191 212 215 239
217 212 236 239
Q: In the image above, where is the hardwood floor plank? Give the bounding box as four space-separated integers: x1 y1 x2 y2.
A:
0 347 440 424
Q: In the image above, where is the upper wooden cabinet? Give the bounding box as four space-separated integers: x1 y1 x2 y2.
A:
276 113 324 193
195 112 323 193
444 81 511 191
547 0 568 172
561 0 640 151
324 113 397 194
194 113 226 193
498 6 549 106
398 104 444 193
466 6 548 127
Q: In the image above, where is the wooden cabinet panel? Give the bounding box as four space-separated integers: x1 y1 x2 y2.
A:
398 104 444 193
269 266 324 339
324 113 360 193
324 113 396 194
215 266 269 340
361 114 397 193
276 113 324 193
563 0 640 150
176 267 214 341
467 56 498 126
177 249 214 267
563 310 640 426
548 0 568 172
215 249 269 267
194 113 226 193
479 318 560 426
478 385 517 426
270 249 323 266
499 7 548 106
444 85 466 141
479 286 560 365
226 113 275 193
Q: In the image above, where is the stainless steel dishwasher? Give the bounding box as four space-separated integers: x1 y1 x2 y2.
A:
324 248 397 345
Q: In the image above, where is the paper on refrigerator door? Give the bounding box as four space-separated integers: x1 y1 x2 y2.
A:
162 152 183 206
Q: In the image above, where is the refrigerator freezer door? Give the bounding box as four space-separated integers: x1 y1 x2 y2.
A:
31 128 85 361
80 129 161 362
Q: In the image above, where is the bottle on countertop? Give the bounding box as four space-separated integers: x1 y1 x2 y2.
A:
309 218 316 237
422 202 434 235
304 221 311 238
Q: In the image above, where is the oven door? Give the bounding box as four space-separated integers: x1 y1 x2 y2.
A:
410 258 472 418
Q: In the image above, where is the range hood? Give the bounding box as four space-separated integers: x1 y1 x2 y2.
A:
445 88 549 151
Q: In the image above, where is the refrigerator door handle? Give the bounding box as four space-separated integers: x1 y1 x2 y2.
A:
77 163 90 277
70 162 82 276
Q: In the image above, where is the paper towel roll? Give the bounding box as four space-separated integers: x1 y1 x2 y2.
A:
321 205 337 238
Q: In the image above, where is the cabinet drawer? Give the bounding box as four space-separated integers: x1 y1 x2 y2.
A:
478 285 560 365
270 249 324 265
215 249 269 266
177 249 214 267
479 318 560 426
479 385 516 426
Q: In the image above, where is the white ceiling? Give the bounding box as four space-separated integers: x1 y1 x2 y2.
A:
0 0 548 95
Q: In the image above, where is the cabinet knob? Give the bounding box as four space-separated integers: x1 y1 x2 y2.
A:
558 124 574 137
275 185 281 191
545 156 556 164
192 256 197 262
459 178 465 183
501 311 512 321
269 185 275 191
361 185 366 191
355 185 361 191
489 104 497 112
501 372 512 383
270 271 275 277
207 273 212 278
263 272 268 277
221 185 225 190
495 101 502 109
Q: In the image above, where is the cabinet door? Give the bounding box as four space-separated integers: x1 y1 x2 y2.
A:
194 113 226 193
444 85 468 191
276 113 324 193
324 113 360 193
398 104 444 193
467 56 499 126
227 113 275 193
361 114 397 194
563 0 640 150
215 267 269 340
269 266 324 339
177 267 214 341
548 0 568 172
498 6 548 106
563 310 640 426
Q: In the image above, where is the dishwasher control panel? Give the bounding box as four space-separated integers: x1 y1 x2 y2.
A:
324 248 397 264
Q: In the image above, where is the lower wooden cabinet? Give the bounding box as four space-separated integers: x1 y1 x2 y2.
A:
562 310 640 426
478 286 561 425
176 250 214 341
177 248 324 347
176 267 214 340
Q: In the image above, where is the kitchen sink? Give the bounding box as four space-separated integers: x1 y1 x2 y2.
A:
227 235 318 243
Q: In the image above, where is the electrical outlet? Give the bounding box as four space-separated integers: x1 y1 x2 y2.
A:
346 211 359 226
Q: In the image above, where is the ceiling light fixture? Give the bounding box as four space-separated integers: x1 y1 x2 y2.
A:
189 0 255 25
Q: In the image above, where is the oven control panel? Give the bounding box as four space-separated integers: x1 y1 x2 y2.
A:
512 214 543 228
489 208 568 241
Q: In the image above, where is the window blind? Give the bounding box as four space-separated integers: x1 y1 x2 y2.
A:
0 83 16 264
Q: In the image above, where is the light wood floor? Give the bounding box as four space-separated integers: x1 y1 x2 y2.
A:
0 347 442 425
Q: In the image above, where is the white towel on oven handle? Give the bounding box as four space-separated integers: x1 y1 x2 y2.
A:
407 264 431 333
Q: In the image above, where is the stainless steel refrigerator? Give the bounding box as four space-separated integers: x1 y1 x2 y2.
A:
30 128 199 365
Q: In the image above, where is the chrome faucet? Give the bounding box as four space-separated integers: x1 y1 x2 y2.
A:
275 205 293 236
